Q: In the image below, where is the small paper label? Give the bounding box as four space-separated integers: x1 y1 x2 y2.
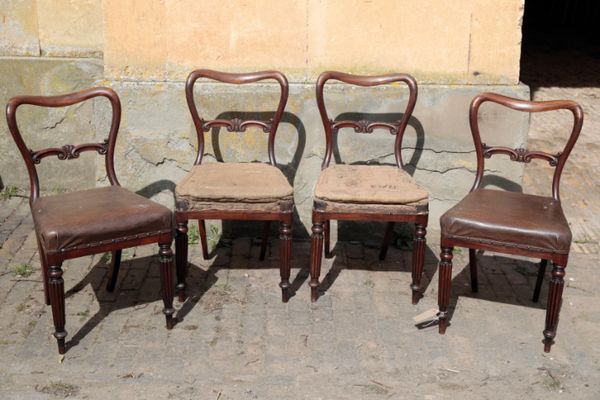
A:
413 308 439 325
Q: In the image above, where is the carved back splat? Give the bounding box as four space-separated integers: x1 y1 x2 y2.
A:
6 87 122 204
185 69 289 166
469 92 583 200
315 71 418 169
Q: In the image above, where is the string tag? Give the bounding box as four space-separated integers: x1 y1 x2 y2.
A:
413 308 440 329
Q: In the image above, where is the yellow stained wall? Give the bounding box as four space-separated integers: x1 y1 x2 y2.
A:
1 0 524 84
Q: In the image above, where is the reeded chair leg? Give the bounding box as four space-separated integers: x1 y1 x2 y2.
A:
198 219 210 260
309 221 324 302
543 263 565 353
469 248 478 293
438 247 454 334
532 259 547 302
324 220 332 258
159 243 175 330
48 263 67 355
259 221 271 261
410 223 427 304
175 221 188 302
279 220 292 302
106 250 122 292
379 221 395 261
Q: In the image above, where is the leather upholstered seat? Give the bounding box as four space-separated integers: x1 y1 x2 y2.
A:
441 189 571 254
32 186 172 254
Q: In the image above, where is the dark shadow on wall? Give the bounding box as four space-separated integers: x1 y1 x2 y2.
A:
136 179 177 204
209 111 306 186
480 174 523 193
332 112 425 176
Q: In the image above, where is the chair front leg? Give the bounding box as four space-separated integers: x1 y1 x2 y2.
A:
543 263 565 353
279 219 292 302
309 221 324 302
159 243 175 329
410 223 427 304
175 221 189 302
438 246 454 334
48 263 67 354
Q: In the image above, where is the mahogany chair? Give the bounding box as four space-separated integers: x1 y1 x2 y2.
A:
175 69 293 302
6 87 175 355
309 71 428 304
437 93 583 352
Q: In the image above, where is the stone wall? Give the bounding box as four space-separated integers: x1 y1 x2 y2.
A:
0 0 528 237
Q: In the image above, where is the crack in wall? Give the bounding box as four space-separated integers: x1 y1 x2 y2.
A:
42 115 66 130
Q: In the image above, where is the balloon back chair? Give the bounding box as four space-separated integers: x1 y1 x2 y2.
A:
437 92 583 352
309 71 428 304
6 87 175 354
175 70 293 303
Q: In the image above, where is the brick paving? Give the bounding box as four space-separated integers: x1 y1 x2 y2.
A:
1 48 600 399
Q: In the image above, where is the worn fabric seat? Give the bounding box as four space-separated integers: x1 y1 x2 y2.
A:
441 189 571 254
32 186 173 254
175 162 293 212
313 164 428 213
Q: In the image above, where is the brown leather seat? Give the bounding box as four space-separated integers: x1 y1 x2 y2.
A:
441 189 571 254
32 186 173 254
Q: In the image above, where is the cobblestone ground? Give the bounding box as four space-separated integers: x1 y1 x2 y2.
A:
1 50 599 399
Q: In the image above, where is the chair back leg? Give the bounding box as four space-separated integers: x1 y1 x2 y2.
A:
469 248 479 293
176 221 189 302
259 221 271 260
309 221 325 302
197 220 210 260
279 219 292 302
324 220 332 258
106 250 122 292
532 259 547 302
36 238 51 305
411 223 427 304
379 222 395 261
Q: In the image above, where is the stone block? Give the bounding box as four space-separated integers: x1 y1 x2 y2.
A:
37 0 103 57
0 0 40 56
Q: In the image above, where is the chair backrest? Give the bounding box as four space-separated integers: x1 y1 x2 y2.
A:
6 87 122 205
469 93 583 201
185 69 289 166
315 71 418 169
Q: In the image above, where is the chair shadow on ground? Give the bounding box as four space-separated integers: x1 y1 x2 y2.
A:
63 250 210 352
314 227 439 302
442 251 548 329
176 235 310 321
